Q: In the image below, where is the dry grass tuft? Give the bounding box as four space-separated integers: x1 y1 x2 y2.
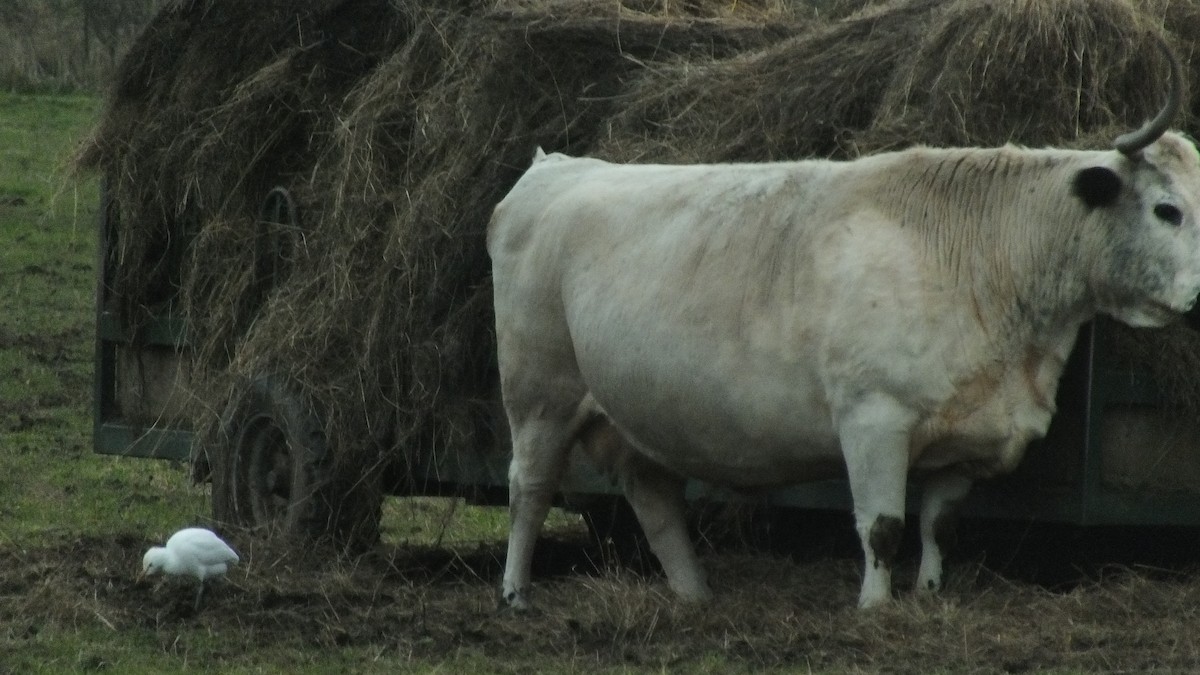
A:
861 0 1185 151
596 0 944 162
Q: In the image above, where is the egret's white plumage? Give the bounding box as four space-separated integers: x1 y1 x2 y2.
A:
142 527 239 610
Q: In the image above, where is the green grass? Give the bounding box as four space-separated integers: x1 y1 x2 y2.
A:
0 92 213 548
0 93 98 202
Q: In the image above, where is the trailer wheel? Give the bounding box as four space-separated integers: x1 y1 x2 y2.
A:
212 377 328 538
211 377 381 549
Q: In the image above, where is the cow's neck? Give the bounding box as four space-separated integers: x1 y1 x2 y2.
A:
900 147 1096 352
883 148 1098 465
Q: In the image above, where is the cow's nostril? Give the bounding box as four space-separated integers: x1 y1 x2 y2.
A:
1154 203 1184 226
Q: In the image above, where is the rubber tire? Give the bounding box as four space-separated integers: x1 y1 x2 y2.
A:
211 377 380 549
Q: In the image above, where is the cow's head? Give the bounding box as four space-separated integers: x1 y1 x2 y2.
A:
1071 38 1200 327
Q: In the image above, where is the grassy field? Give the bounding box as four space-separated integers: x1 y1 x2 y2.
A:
10 91 1200 674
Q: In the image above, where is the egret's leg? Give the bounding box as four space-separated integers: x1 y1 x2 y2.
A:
193 581 207 612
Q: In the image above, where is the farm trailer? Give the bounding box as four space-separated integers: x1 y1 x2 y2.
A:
86 0 1200 549
93 178 1200 542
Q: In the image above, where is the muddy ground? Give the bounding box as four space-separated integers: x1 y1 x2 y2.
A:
8 501 1200 672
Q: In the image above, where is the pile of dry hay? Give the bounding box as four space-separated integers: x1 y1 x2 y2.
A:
76 0 1200 547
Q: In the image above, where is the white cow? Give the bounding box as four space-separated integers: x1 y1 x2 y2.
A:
488 50 1200 609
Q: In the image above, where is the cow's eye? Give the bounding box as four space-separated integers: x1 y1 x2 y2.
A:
1154 203 1184 226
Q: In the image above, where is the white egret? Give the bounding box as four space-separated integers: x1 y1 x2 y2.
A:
142 527 239 611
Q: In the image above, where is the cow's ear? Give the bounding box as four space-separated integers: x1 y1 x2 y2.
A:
1072 166 1122 208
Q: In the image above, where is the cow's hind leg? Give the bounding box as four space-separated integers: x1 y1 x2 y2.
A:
501 416 577 611
839 395 917 609
916 471 972 592
622 454 711 603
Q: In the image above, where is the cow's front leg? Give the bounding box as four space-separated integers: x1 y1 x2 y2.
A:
838 395 917 609
622 454 712 603
502 417 575 611
916 471 972 592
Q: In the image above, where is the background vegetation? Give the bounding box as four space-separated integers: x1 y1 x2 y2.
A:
0 0 162 92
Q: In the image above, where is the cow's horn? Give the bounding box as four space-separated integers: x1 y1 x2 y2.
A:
1114 35 1184 156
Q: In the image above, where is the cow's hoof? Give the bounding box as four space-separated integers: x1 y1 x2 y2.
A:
498 588 532 613
856 587 893 610
672 583 714 604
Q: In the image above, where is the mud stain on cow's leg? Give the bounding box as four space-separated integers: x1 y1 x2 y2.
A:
869 515 904 569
